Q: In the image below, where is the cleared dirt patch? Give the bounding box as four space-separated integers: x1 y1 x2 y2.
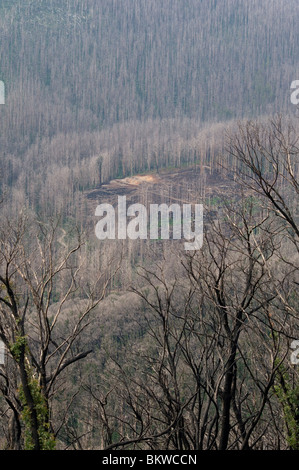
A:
85 166 238 209
118 174 161 185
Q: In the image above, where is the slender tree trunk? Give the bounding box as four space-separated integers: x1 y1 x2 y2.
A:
219 343 237 450
18 352 40 450
7 406 22 450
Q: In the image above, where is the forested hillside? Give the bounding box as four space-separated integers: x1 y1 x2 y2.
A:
0 0 299 452
1 0 299 216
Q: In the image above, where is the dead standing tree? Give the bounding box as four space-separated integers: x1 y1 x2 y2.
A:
225 115 299 448
0 214 115 450
91 204 283 450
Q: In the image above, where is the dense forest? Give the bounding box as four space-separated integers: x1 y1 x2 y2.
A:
1 0 299 217
0 0 299 451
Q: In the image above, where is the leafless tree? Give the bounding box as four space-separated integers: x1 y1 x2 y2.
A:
0 213 117 449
